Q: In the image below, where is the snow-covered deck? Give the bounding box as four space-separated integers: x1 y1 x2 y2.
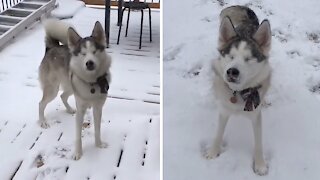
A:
0 4 159 180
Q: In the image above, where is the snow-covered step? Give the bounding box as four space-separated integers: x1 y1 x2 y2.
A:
1 8 32 18
1 9 33 17
0 28 8 36
10 7 39 13
13 3 43 10
0 0 56 49
0 15 22 26
0 24 11 31
23 0 51 3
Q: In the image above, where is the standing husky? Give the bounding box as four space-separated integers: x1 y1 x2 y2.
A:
38 19 112 160
206 6 271 175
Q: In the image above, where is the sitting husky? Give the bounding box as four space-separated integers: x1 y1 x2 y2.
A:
206 6 271 175
38 19 112 160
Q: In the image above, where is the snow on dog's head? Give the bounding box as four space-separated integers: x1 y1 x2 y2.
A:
216 17 271 91
67 21 111 81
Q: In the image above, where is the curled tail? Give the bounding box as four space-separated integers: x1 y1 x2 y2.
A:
43 19 74 50
220 6 259 28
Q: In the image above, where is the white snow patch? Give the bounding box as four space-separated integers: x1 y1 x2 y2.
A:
51 0 85 19
164 0 320 179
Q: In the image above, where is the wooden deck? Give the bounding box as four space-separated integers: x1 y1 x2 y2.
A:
0 6 160 180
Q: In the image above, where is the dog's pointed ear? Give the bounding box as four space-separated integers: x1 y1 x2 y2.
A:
68 27 81 50
253 20 271 55
91 21 106 48
218 17 237 49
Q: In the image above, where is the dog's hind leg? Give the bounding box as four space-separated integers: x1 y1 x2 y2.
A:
251 111 268 175
206 113 229 159
60 90 76 114
38 84 59 128
93 101 108 148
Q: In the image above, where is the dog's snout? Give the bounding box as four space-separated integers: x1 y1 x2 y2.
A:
227 68 240 78
86 60 95 71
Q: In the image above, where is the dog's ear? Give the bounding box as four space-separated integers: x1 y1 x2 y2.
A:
91 21 106 48
68 27 82 51
218 17 237 49
253 20 271 55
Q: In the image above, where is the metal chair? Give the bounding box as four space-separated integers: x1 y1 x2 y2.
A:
117 0 152 49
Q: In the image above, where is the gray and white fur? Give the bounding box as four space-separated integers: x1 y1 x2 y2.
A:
38 19 112 160
206 6 272 175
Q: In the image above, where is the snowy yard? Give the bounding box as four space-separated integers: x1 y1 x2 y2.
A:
0 2 160 180
164 0 320 179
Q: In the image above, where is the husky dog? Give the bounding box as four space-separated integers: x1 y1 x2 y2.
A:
38 19 112 160
206 6 272 175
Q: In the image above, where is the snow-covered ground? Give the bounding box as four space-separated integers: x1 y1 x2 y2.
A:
164 0 320 179
52 0 85 19
0 2 160 180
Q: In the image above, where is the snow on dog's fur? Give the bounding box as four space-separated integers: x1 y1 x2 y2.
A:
38 19 111 160
206 6 272 175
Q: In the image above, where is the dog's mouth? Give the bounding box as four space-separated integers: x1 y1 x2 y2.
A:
87 66 95 71
227 77 240 84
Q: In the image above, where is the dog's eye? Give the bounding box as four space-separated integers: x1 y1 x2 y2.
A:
93 50 97 54
245 58 250 61
81 52 86 56
230 55 234 60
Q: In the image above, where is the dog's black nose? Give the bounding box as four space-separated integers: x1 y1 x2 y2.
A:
86 60 95 71
227 68 240 78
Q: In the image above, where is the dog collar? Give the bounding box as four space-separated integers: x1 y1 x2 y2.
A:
230 85 262 111
89 73 109 94
70 72 109 95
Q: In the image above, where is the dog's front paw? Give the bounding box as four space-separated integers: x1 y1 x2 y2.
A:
253 160 268 176
96 141 108 148
73 151 83 160
205 149 219 159
38 120 50 129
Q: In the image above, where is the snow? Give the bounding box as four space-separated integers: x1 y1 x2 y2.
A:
164 0 320 179
51 0 85 19
0 2 159 180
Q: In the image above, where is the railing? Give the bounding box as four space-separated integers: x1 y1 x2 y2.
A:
83 0 160 9
0 0 23 12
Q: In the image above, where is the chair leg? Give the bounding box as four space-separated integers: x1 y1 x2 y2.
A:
148 7 152 42
117 8 126 45
125 8 131 37
139 9 144 49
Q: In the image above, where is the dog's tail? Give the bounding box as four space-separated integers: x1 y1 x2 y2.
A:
220 6 259 28
43 19 74 51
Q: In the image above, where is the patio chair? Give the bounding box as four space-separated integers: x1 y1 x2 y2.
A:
117 0 152 49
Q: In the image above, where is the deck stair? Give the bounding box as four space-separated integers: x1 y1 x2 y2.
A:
0 0 56 48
